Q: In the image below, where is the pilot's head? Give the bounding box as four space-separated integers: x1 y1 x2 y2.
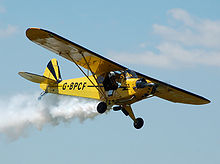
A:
109 71 115 78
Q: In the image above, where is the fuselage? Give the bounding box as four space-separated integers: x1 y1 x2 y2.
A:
40 75 155 106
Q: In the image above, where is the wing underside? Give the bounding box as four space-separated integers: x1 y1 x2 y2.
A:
26 28 126 75
136 72 210 105
26 27 210 105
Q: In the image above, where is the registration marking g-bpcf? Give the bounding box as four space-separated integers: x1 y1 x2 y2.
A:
62 82 86 90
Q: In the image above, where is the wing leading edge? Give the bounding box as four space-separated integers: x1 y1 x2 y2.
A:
26 27 210 105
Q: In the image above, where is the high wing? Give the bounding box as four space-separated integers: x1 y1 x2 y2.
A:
26 28 210 105
26 28 126 75
136 72 210 105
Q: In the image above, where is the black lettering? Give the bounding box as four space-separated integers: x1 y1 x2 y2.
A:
69 82 74 90
63 83 67 90
73 82 78 90
78 82 82 90
82 82 86 90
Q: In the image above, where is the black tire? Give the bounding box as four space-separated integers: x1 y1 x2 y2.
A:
97 102 107 114
134 118 144 129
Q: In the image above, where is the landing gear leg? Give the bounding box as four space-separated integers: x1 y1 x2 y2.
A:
123 105 144 129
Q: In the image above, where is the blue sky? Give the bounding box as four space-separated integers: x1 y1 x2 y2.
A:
0 0 220 164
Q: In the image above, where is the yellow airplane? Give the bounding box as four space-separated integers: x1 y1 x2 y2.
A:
19 28 210 129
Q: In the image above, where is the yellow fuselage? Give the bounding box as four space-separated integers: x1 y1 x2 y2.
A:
40 75 154 105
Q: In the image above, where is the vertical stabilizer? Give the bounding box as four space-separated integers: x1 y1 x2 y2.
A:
43 58 62 83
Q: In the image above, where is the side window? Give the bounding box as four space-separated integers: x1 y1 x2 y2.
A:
97 75 105 84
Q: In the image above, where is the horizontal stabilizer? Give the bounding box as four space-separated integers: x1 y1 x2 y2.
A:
18 72 58 85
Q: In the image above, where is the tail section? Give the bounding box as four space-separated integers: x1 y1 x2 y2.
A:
43 58 62 83
18 58 62 85
18 72 57 85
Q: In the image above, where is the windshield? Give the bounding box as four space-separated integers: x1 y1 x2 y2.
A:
124 69 138 79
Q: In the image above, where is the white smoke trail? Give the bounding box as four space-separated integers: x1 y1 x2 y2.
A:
0 92 99 140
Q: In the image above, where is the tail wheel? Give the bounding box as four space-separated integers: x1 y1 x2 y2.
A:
134 118 144 129
97 102 107 114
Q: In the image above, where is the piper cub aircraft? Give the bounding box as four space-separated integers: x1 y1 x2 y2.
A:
19 28 210 129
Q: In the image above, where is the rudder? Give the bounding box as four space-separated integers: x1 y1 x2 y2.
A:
43 58 62 83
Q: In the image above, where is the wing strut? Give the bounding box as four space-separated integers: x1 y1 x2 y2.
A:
80 52 107 99
65 52 108 101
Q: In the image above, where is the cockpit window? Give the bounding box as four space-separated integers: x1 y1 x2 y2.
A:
124 69 138 79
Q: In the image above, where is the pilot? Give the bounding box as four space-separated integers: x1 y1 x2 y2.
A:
109 72 118 89
108 71 118 96
103 71 118 96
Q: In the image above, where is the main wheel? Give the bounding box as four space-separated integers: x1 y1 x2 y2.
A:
134 118 144 129
97 102 107 114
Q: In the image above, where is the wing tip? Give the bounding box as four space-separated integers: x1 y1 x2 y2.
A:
26 27 41 34
18 71 27 78
26 27 45 41
191 96 211 105
201 98 211 105
26 27 40 30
